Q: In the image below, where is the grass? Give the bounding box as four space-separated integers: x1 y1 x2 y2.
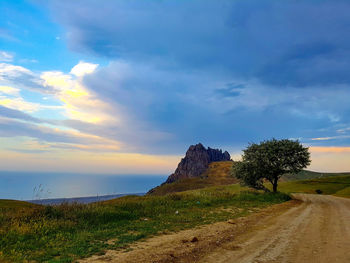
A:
276 175 350 197
202 161 235 178
0 185 290 263
334 186 350 198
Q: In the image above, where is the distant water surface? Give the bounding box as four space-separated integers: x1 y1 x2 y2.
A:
28 193 145 205
0 171 167 200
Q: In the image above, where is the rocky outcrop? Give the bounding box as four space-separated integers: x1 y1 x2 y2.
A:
164 143 231 184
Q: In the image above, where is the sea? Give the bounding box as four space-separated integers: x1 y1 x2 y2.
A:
0 171 167 204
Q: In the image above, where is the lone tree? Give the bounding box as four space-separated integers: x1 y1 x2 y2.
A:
233 139 311 192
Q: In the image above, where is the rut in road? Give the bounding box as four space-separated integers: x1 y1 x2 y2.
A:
202 194 350 263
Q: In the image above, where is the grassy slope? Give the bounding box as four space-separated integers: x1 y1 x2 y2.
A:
0 186 289 263
276 175 350 197
149 161 236 195
0 199 39 209
281 170 350 181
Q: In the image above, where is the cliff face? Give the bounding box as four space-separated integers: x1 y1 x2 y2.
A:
165 143 231 183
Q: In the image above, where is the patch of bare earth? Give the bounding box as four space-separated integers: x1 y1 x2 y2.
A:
78 200 299 263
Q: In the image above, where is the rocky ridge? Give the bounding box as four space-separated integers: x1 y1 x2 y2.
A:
165 143 231 184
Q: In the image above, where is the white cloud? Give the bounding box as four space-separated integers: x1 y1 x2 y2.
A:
0 96 40 112
0 51 14 62
0 63 31 80
311 135 350 141
70 61 98 77
0 85 40 113
0 85 20 96
41 65 116 124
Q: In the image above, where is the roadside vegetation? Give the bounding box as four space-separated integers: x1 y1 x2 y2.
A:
0 186 289 263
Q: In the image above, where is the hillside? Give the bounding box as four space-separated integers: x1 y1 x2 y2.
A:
281 170 350 181
0 199 39 209
148 161 237 195
149 161 350 196
277 175 350 197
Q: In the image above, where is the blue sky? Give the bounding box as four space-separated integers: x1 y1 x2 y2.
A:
1 0 350 173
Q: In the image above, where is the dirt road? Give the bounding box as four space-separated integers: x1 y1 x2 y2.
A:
80 194 350 263
203 194 350 263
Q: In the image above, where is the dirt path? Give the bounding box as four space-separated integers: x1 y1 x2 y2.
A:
80 194 350 263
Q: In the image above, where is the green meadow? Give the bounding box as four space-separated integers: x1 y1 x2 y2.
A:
276 175 350 197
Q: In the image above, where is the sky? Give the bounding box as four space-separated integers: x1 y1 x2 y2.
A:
1 0 350 174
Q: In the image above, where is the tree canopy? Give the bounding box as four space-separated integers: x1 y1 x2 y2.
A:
233 139 311 192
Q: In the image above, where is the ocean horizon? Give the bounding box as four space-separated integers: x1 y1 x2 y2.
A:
0 171 167 201
27 193 145 205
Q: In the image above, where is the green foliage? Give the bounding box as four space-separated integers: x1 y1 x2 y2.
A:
233 139 311 192
0 186 288 262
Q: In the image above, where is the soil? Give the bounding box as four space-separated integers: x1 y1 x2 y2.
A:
79 194 350 263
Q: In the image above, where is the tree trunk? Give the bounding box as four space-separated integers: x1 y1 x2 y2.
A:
272 178 278 192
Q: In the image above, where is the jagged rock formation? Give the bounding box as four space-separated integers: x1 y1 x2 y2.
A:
165 143 231 184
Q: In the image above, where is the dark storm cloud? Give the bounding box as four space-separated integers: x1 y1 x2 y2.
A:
39 0 350 152
49 0 350 87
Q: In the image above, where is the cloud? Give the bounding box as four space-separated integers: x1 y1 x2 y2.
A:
42 0 350 153
310 146 350 153
0 63 44 92
0 82 63 114
0 96 40 112
0 105 42 123
79 60 350 153
2 0 350 159
0 148 179 174
336 127 350 134
0 51 14 62
0 116 121 151
0 61 124 152
0 84 42 113
40 68 116 124
70 61 98 77
311 135 350 141
48 0 350 87
0 85 19 96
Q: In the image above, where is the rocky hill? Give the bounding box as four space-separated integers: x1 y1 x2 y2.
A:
148 143 233 195
148 161 237 195
165 143 231 183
